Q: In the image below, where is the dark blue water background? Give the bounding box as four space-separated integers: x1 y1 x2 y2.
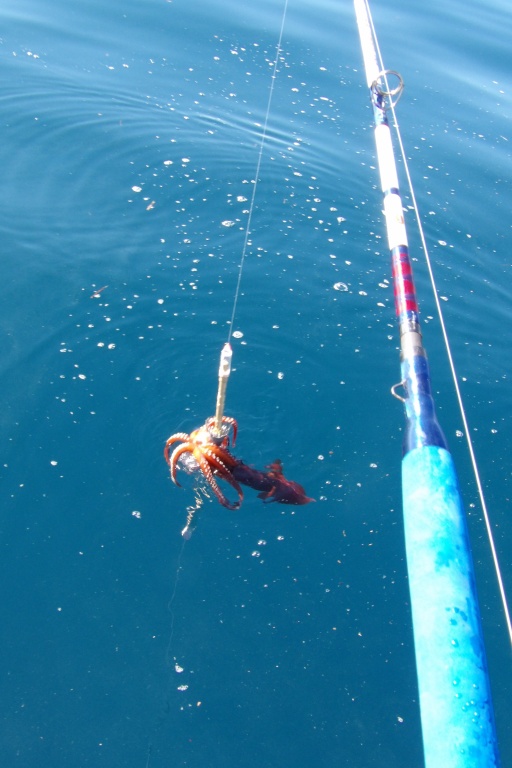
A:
1 0 511 765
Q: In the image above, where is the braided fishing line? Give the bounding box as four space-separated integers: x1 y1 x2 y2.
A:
226 0 289 343
362 0 512 645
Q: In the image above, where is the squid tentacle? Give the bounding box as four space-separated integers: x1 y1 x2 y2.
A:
166 430 242 509
168 443 194 486
194 447 242 510
201 446 244 503
204 416 238 447
164 432 190 466
203 449 243 499
202 444 237 471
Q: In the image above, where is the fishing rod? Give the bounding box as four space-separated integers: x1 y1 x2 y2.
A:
354 1 500 766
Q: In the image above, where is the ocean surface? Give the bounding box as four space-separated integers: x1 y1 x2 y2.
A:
1 0 511 766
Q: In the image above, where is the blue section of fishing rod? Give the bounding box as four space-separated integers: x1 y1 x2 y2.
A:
401 347 447 453
402 447 501 767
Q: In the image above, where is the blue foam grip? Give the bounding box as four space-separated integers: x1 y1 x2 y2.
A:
402 446 500 767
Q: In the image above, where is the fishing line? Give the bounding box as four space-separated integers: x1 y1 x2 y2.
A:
144 530 189 768
147 6 291 763
226 0 289 344
361 0 512 645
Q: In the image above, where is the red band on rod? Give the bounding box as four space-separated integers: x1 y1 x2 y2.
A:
392 245 419 316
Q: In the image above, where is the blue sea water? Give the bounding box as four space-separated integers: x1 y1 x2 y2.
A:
1 0 511 766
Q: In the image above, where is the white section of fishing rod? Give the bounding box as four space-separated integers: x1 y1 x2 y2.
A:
375 124 399 189
359 0 512 646
383 193 408 251
354 0 380 86
374 125 408 250
355 0 408 252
